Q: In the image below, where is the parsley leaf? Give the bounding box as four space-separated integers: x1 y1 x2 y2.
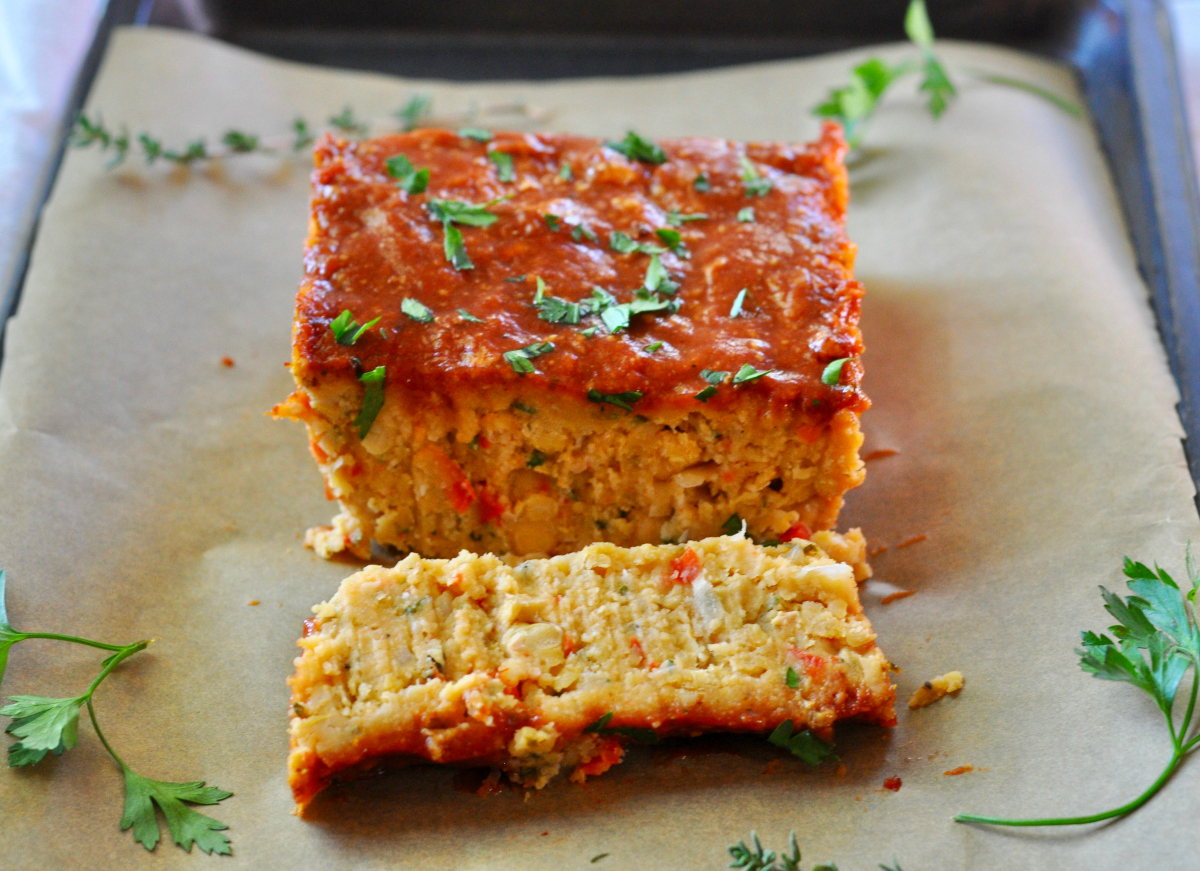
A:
0 570 20 685
666 209 708 226
643 254 670 292
457 308 484 323
426 197 504 270
583 712 659 744
734 363 772 384
906 0 956 117
739 155 773 197
396 94 432 131
536 296 584 325
768 720 838 765
587 389 644 411
504 342 555 374
527 450 546 468
605 131 666 164
328 105 366 137
693 173 710 192
384 153 430 194
645 341 663 353
737 207 755 223
730 289 748 318
559 162 573 180
721 513 744 536
354 365 386 439
544 213 561 231
821 358 849 386
695 385 718 402
609 231 663 255
121 768 232 855
571 223 598 243
814 57 901 148
426 198 501 228
488 150 515 182
401 298 434 323
329 309 380 345
786 667 800 689
701 369 729 385
728 832 803 871
458 127 492 142
3 694 82 766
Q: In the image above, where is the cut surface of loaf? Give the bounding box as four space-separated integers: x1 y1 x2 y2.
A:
276 123 868 559
288 532 894 811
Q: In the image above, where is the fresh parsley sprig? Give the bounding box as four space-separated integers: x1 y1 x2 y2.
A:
816 0 1080 148
329 309 380 346
0 569 233 854
71 96 550 169
956 548 1200 828
727 831 902 871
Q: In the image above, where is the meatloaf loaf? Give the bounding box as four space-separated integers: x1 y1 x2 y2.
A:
276 122 869 559
288 532 895 811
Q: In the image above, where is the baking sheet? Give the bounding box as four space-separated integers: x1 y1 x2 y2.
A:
2 26 1198 869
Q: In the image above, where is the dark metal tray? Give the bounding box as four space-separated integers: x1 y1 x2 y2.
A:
8 0 1200 492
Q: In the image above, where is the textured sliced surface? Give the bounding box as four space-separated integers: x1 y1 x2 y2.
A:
288 533 895 811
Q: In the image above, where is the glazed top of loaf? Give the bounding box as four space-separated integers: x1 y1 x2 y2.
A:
293 123 867 417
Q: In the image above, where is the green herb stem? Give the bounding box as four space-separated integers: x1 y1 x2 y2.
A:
87 697 128 770
13 631 129 653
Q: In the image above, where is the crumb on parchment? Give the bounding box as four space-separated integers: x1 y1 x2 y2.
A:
908 670 964 709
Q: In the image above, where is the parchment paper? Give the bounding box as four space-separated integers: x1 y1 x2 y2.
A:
2 26 1198 870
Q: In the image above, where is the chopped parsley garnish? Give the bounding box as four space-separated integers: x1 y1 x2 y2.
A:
695 385 718 402
527 449 546 468
587 389 644 411
384 153 429 194
739 155 773 197
400 297 434 323
643 254 669 292
457 308 484 323
655 228 687 257
425 197 504 270
583 712 659 743
693 173 710 192
666 208 708 226
426 198 502 227
768 719 838 765
457 127 491 142
721 513 744 535
488 150 515 182
534 275 547 304
379 327 389 339
536 295 583 325
821 357 850 385
503 274 527 283
605 131 666 164
559 162 573 180
355 365 386 439
701 369 729 385
729 288 748 318
737 207 755 222
580 326 599 337
544 213 561 231
512 400 537 414
609 231 668 258
786 667 800 689
733 363 772 384
329 309 380 346
571 223 598 243
503 342 555 374
645 341 664 353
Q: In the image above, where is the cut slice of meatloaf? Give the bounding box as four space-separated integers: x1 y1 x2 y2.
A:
288 532 895 811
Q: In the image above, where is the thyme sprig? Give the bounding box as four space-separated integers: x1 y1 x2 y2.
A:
71 97 551 169
957 547 1200 828
0 569 233 854
817 0 1082 148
